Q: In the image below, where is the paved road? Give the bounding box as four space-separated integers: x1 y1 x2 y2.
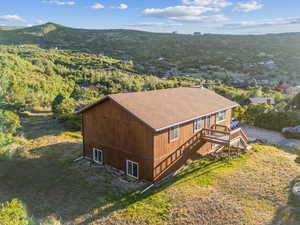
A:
241 124 300 147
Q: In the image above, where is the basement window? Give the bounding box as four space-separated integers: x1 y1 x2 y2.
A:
93 148 103 164
126 160 139 179
169 125 180 142
217 111 226 122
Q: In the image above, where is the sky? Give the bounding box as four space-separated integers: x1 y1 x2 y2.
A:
0 0 300 34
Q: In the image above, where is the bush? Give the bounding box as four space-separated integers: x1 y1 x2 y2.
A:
0 199 28 225
52 98 81 130
234 103 300 131
0 110 21 134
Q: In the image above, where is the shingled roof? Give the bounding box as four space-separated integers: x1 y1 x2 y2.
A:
78 87 238 131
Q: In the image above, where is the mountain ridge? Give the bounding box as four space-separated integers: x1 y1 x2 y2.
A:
1 22 300 81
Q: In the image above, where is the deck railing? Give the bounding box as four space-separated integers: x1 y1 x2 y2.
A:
153 124 249 179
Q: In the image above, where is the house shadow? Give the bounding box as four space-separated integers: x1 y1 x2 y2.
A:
269 177 300 225
0 141 112 223
0 139 232 224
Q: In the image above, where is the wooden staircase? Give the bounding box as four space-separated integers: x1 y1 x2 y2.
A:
153 124 250 180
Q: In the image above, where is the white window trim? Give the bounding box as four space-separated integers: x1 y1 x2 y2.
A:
217 110 226 123
93 148 103 165
126 160 139 179
169 125 180 142
205 115 211 128
193 118 202 133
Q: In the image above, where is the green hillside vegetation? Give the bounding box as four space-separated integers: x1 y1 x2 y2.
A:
0 35 300 224
1 23 300 81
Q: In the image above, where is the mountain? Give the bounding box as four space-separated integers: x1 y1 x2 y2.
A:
1 22 300 81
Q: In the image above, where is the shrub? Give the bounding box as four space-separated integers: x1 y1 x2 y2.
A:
0 110 21 134
0 199 28 225
52 98 81 130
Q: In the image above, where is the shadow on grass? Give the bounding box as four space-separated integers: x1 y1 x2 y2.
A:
0 141 118 223
19 111 69 139
0 140 234 224
76 155 234 225
270 177 300 225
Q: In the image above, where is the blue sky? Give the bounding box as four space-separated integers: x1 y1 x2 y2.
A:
1 0 300 34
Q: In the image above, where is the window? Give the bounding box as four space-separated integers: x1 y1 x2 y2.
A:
169 125 180 142
217 111 226 122
205 116 211 128
194 118 202 132
93 148 103 164
126 160 139 179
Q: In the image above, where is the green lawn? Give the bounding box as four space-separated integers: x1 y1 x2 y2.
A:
1 111 300 225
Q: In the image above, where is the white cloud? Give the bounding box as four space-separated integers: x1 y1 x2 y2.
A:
0 15 26 23
143 5 228 22
43 1 75 6
118 4 128 9
126 22 183 27
234 1 263 12
90 3 104 9
182 0 232 8
36 20 45 25
144 6 218 18
111 3 128 9
223 17 300 29
172 14 228 22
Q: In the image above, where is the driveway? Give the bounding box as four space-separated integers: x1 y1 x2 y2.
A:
241 124 300 147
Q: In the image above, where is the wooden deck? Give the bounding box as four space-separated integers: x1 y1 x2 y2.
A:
201 124 249 148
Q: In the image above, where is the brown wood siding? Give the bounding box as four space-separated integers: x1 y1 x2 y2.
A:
153 109 232 181
82 99 155 181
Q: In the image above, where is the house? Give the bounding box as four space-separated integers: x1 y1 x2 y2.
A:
278 83 290 92
286 86 300 95
193 32 202 36
247 97 275 105
78 87 249 182
232 79 248 89
87 85 100 92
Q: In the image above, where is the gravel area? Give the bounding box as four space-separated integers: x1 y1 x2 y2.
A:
241 124 300 147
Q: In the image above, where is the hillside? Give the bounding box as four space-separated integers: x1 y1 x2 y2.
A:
1 23 300 81
1 110 299 224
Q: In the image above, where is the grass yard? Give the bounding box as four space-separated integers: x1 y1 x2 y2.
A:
1 110 300 225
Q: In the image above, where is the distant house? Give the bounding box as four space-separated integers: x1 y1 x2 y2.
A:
257 79 270 85
232 80 248 89
193 32 202 36
87 85 100 92
278 83 290 92
78 87 249 181
247 97 275 105
286 86 300 95
96 66 114 71
120 60 129 64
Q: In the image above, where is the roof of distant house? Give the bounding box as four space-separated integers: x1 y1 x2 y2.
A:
249 97 275 105
278 83 290 90
78 87 238 131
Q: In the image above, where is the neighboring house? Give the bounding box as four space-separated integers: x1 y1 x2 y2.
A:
87 85 99 92
278 83 290 92
193 32 202 36
78 87 249 182
286 86 300 95
247 97 275 105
